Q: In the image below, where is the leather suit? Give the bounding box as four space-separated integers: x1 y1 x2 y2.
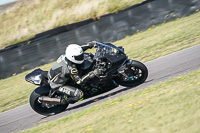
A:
48 44 96 103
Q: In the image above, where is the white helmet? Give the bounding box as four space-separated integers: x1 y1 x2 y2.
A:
65 44 84 64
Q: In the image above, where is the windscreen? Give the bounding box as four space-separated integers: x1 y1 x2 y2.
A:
94 42 121 58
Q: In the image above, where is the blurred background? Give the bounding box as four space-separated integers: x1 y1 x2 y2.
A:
0 0 199 79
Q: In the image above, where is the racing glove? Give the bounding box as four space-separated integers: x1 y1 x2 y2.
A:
88 41 97 48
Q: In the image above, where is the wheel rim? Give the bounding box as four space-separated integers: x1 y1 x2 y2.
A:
124 67 143 82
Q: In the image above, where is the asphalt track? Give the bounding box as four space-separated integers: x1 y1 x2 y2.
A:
1 44 200 133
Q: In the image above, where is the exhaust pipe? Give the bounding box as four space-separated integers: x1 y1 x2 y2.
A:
38 96 62 105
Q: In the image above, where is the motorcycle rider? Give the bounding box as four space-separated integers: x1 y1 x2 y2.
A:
48 41 101 104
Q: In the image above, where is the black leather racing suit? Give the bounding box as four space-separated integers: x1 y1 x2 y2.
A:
48 44 96 103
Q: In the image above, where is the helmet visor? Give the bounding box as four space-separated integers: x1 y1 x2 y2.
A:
74 53 84 61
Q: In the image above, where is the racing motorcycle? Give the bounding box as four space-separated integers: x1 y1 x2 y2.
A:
25 41 148 115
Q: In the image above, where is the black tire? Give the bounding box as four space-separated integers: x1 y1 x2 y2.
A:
116 60 148 87
29 85 68 116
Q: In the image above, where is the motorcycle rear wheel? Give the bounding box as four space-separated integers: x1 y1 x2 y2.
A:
29 85 68 116
116 60 148 87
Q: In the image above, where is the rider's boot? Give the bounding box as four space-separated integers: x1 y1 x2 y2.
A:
60 95 78 104
57 86 84 104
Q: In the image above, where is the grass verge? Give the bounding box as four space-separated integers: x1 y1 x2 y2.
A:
23 69 200 133
0 12 200 113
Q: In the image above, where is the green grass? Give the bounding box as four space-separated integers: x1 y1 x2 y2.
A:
0 12 200 113
22 69 200 133
0 0 144 49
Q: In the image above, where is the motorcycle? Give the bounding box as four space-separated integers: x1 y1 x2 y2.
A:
25 41 148 115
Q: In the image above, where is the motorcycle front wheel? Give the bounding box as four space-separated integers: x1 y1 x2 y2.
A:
116 60 148 87
29 85 68 116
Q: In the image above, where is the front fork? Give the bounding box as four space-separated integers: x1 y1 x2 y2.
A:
117 59 134 81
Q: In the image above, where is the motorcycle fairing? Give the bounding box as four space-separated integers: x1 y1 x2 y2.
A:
25 68 43 85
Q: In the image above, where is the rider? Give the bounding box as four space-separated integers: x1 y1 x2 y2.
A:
48 41 101 104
